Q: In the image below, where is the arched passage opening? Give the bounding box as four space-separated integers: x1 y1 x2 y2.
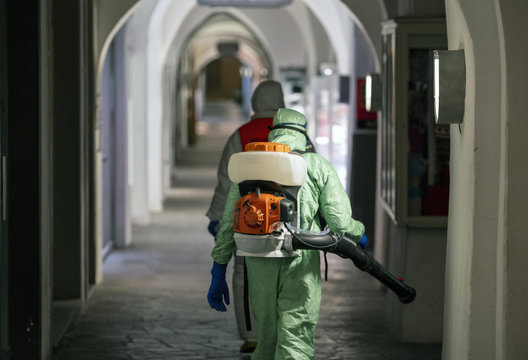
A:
167 11 274 157
204 56 243 101
94 0 382 296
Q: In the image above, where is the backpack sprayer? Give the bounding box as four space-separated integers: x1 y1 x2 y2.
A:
228 142 416 304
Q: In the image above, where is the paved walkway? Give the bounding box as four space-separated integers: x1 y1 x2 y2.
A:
53 101 441 360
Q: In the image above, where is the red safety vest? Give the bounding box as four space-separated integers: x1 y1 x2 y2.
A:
238 117 274 151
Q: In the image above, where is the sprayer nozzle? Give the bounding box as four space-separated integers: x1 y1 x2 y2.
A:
398 287 416 304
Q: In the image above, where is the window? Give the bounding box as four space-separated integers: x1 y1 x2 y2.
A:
380 18 448 226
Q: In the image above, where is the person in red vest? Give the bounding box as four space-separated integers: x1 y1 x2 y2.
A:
206 80 285 354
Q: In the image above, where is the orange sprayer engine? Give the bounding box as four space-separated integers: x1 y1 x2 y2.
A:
233 190 296 235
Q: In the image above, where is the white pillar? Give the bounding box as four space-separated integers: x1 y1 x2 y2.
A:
145 0 172 213
126 5 154 224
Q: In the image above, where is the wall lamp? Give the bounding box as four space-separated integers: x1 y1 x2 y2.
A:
433 49 466 124
365 73 381 112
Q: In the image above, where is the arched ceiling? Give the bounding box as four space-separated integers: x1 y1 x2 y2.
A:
96 0 386 78
159 2 310 79
188 12 272 76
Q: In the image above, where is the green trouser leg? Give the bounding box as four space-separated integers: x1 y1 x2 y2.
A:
246 250 321 360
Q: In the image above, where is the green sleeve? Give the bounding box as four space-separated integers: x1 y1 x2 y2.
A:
211 182 240 264
312 155 365 240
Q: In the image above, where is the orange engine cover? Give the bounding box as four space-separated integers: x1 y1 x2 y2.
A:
233 192 284 234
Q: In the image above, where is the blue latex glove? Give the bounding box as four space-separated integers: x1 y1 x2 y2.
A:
208 220 220 237
207 262 230 312
358 234 368 249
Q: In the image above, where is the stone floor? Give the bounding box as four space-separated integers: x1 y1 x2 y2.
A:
53 101 442 360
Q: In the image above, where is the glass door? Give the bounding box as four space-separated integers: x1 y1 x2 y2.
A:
313 75 350 186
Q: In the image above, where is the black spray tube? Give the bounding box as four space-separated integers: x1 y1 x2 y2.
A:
284 224 416 304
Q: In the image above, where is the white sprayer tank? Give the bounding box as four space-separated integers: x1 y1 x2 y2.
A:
228 148 307 186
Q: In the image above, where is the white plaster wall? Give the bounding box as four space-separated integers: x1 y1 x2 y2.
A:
442 3 474 357
124 0 158 224
123 0 197 217
340 0 387 70
443 0 528 357
239 6 308 74
443 0 507 359
284 1 317 76
306 4 340 73
145 0 174 213
303 0 353 74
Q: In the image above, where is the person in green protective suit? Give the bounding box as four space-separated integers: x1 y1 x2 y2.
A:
207 108 365 359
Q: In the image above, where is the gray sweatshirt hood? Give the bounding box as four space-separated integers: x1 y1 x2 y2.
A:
251 80 285 119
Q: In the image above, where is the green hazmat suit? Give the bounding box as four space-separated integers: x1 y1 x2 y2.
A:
212 108 365 359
